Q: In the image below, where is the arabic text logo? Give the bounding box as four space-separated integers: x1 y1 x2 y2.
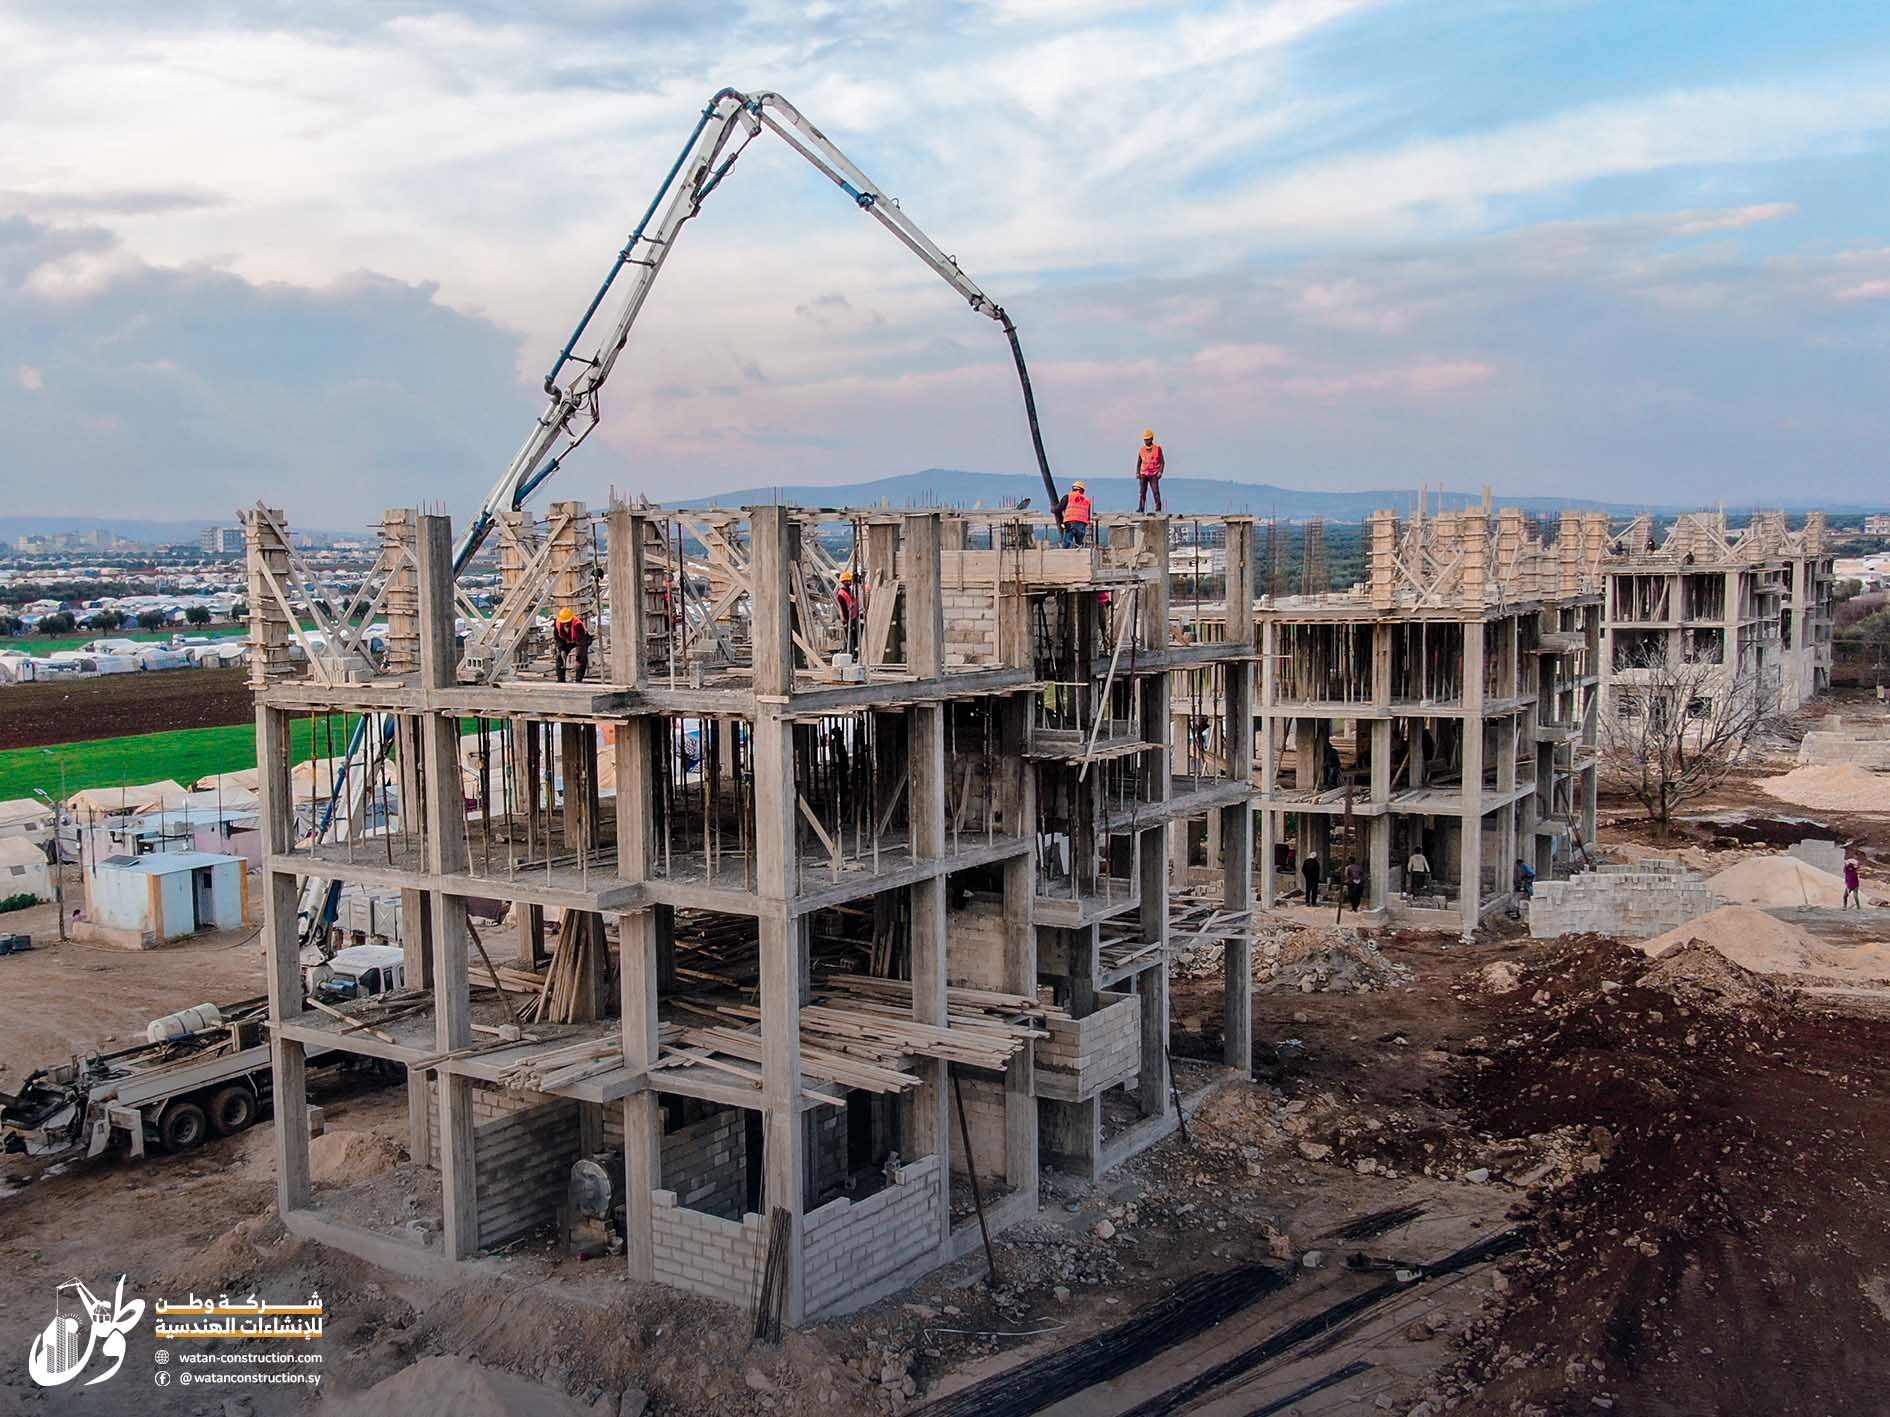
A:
28 1276 144 1388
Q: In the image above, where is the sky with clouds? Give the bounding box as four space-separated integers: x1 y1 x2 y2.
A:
4 0 1889 525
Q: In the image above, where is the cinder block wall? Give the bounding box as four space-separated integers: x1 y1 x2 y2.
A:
802 1154 944 1318
473 1097 583 1250
941 591 998 667
946 896 1006 987
651 1192 768 1309
950 1075 1008 1184
1035 990 1140 1101
605 1104 749 1221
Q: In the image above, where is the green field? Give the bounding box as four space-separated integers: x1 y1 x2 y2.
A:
0 716 498 804
0 717 350 803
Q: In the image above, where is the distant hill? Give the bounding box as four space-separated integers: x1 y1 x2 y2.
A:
681 470 1623 519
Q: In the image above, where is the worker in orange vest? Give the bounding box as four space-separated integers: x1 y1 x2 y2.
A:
553 606 593 682
1134 428 1165 512
1056 481 1093 547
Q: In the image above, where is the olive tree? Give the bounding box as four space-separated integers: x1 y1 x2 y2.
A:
1601 646 1778 837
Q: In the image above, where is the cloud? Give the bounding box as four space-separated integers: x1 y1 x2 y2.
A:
0 216 525 523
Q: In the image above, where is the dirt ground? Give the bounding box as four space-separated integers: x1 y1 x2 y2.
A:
0 885 266 1082
0 668 253 750
8 715 1890 1414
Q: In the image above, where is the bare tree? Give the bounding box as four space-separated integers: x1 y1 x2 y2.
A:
1601 646 1778 837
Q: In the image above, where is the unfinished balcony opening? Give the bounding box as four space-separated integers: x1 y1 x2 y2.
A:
1387 622 1466 705
1278 622 1373 705
943 697 1028 850
649 715 758 894
790 709 915 887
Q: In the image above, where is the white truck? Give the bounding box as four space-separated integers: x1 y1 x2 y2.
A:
0 946 407 1162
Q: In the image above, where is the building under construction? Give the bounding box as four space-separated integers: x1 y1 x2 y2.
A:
244 496 1828 1321
245 501 1255 1327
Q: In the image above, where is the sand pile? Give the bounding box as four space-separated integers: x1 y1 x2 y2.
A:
1639 905 1890 985
1707 855 1848 908
1756 763 1890 812
307 1129 406 1184
323 1357 597 1417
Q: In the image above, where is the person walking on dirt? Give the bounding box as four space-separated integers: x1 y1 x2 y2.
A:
1301 850 1321 906
1343 860 1364 912
1514 858 1536 900
1844 857 1862 909
1406 847 1430 898
553 606 593 683
1134 429 1165 513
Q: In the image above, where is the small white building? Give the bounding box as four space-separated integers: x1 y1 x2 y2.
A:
0 837 52 903
83 850 248 948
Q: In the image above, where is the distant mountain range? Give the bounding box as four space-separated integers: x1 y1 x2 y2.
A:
680 469 1847 518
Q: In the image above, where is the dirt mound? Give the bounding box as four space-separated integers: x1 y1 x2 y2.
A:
295 1128 407 1185
1639 940 1784 1009
1707 854 1848 907
323 1357 598 1417
1261 927 1412 993
1445 935 1890 1415
1757 762 1890 812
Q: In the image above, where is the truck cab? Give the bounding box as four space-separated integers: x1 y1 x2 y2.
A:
305 943 407 1004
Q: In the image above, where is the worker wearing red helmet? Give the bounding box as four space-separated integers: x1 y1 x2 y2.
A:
1135 428 1165 513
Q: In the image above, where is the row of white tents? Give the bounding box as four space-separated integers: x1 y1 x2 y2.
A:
0 640 248 684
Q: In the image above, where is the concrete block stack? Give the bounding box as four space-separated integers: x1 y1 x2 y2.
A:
1528 864 1720 939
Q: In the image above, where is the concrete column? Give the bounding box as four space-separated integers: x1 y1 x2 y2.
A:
1001 851 1037 1203
606 507 645 688
1221 651 1254 1071
1460 620 1486 938
906 513 944 679
615 715 659 1282
908 699 950 1254
1370 718 1392 906
418 513 477 1258
1136 821 1170 1118
258 703 310 1215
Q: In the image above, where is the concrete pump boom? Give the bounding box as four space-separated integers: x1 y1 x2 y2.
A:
295 86 1061 946
454 85 1060 574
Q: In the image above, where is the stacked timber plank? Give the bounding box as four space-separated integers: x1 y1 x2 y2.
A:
498 1036 622 1092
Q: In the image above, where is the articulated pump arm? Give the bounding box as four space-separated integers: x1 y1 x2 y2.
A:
455 86 1060 573
297 88 1060 947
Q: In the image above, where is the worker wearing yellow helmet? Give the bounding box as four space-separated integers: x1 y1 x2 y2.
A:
553 604 593 683
1135 428 1165 513
834 570 865 653
1057 480 1093 547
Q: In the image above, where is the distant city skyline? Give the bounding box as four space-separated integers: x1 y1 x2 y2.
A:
4 1 1890 523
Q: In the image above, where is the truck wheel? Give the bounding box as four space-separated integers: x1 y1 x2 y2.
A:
208 1086 258 1136
159 1101 209 1152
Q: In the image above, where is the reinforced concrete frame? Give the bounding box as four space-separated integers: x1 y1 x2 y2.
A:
247 502 1256 1325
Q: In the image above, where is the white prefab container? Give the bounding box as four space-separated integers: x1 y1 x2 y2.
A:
135 648 191 671
0 653 36 684
87 850 247 945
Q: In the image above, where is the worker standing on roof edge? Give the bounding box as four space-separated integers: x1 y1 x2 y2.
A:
554 606 593 682
1056 481 1093 547
1135 428 1165 513
835 570 864 655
